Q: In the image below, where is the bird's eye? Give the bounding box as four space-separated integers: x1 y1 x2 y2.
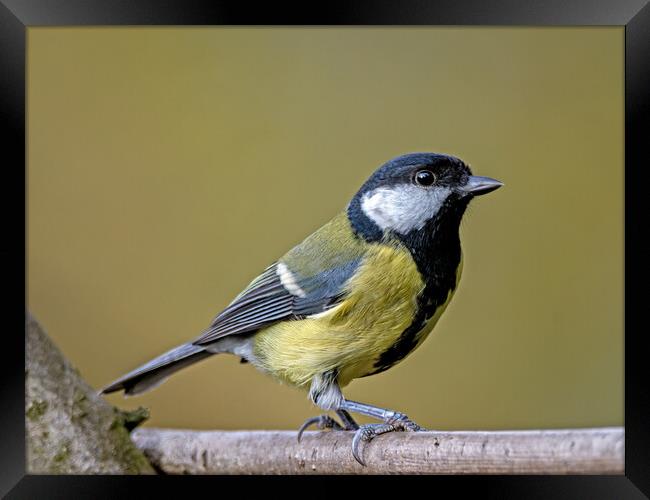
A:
414 170 436 186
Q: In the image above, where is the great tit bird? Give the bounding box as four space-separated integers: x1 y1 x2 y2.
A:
101 152 502 465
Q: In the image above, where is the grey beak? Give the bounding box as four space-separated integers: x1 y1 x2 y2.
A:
460 175 503 196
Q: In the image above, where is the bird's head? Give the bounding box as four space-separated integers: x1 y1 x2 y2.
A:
348 152 502 241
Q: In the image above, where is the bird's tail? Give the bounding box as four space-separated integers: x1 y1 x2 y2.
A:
100 343 213 396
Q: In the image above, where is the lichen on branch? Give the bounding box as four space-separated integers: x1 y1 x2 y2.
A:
26 313 155 474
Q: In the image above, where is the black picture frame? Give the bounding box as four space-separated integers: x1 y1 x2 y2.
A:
2 0 647 497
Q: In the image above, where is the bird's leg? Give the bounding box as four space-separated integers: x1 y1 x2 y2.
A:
336 409 360 430
339 399 426 465
297 372 358 442
341 399 424 430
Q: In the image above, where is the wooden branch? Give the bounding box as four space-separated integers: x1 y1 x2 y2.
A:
132 427 623 474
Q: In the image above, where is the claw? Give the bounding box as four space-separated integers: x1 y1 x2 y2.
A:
351 427 368 465
351 424 394 466
297 414 342 443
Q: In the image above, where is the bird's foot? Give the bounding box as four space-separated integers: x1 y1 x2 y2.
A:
297 409 360 442
351 412 424 466
387 411 425 432
297 414 343 442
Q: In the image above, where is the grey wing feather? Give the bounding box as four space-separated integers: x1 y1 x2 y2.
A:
192 260 360 346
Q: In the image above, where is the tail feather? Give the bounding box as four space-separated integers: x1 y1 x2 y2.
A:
100 343 213 396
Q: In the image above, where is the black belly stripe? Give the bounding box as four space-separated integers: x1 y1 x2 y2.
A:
366 281 455 376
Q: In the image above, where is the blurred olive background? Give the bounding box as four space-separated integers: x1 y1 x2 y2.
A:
27 27 623 430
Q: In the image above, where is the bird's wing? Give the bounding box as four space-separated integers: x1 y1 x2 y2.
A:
192 212 366 346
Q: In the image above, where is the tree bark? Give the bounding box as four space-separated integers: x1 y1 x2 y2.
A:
26 313 155 474
132 427 623 474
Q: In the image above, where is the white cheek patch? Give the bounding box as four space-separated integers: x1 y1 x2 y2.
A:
361 185 452 234
276 262 307 298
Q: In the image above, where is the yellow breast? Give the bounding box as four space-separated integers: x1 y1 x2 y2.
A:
252 241 429 389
